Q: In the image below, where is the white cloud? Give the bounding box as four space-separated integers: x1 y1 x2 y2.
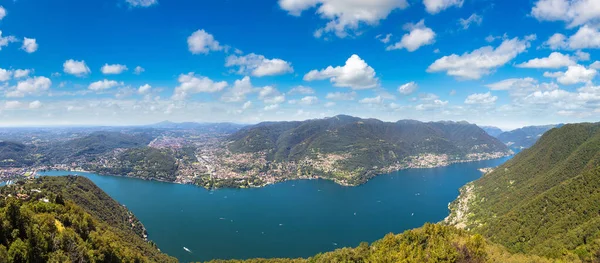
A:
359 96 383 104
531 0 600 28
590 61 600 69
398 81 418 95
88 79 121 91
242 101 252 110
465 92 498 105
172 73 227 100
325 101 336 107
0 68 11 82
544 33 567 50
0 31 17 50
288 85 315 95
304 54 379 89
6 76 52 97
125 0 158 8
299 96 319 105
486 77 538 91
278 0 408 38
427 36 533 79
575 50 590 61
187 29 223 54
416 99 448 110
376 33 392 44
387 20 436 52
63 60 91 77
567 25 600 49
544 64 597 85
14 69 31 79
258 86 286 104
0 6 6 20
516 52 577 68
221 76 255 102
325 91 356 100
225 53 294 77
459 13 482 29
21 38 38 53
134 66 145 75
29 100 42 109
264 104 280 111
4 101 21 110
101 64 128 75
138 84 152 94
424 0 464 14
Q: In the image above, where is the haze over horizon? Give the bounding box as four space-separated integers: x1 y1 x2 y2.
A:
1 0 599 129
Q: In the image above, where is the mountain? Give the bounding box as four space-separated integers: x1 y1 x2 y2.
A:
226 115 510 184
0 176 176 262
479 126 503 137
447 122 600 261
0 141 36 168
496 124 562 150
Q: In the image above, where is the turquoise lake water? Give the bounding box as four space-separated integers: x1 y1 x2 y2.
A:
39 156 510 262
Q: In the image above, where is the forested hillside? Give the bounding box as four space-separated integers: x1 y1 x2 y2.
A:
0 176 176 262
0 141 36 168
448 122 600 261
228 115 509 172
496 124 562 151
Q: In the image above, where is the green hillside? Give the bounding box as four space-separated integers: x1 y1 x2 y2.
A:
0 141 36 168
89 147 180 182
228 115 509 175
0 176 176 262
447 122 600 261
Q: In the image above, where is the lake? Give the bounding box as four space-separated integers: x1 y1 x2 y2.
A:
39 156 510 262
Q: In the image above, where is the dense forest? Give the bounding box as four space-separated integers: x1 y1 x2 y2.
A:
448 123 600 261
228 115 509 172
0 176 176 262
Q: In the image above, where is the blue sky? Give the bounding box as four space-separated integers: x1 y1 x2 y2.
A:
0 0 599 129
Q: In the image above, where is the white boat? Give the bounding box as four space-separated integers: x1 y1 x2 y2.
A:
183 247 192 253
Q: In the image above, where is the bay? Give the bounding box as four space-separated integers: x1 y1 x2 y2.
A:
38 156 510 262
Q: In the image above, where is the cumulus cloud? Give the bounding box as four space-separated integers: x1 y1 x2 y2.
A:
590 61 600 69
325 91 356 100
29 100 42 109
63 60 91 77
172 73 227 100
531 0 600 28
544 64 597 85
4 101 21 110
464 92 498 105
416 99 448 111
387 20 436 52
458 13 482 29
125 0 158 8
398 82 418 95
424 0 464 14
566 25 600 49
0 6 6 20
278 0 408 38
516 52 577 68
288 85 315 95
138 84 152 94
304 54 379 89
21 38 38 53
0 31 17 50
88 79 121 91
427 36 533 79
242 101 252 110
221 76 256 102
298 96 319 105
0 68 11 82
134 66 145 75
5 76 52 98
359 96 383 104
187 29 223 54
101 64 128 75
14 69 31 79
263 104 280 111
258 86 286 104
226 53 294 77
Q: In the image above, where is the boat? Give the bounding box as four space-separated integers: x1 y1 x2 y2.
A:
183 247 192 253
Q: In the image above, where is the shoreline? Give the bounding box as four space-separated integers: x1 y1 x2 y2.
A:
36 153 512 190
